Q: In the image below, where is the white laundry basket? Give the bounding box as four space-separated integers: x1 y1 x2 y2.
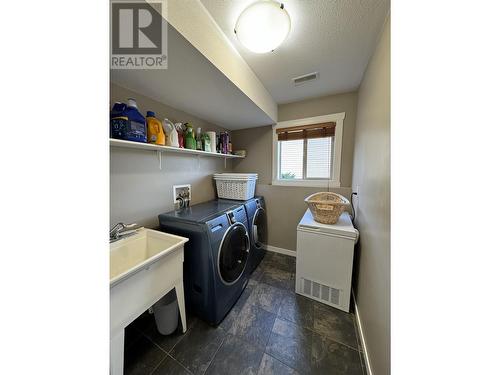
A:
213 173 258 200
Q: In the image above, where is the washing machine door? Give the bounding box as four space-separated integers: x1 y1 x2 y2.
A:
217 222 250 285
252 207 267 249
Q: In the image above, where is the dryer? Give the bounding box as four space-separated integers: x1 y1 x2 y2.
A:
219 196 267 273
158 200 250 325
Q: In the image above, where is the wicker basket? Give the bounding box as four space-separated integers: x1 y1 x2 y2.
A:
213 173 258 200
304 192 350 224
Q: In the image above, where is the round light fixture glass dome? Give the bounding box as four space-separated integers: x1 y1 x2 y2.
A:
234 1 291 53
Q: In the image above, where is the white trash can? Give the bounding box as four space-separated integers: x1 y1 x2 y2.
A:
152 289 179 335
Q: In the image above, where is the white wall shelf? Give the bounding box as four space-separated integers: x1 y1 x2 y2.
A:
110 139 243 169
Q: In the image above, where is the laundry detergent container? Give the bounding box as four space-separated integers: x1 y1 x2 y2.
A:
213 173 258 200
109 99 147 143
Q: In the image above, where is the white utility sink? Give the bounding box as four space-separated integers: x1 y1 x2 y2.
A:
110 228 188 375
110 228 187 286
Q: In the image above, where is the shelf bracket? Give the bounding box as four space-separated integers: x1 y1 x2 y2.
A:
224 158 227 169
157 150 162 170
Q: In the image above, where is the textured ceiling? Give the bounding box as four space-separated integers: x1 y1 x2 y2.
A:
200 0 390 104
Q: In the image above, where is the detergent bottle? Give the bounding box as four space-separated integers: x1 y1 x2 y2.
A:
196 127 202 150
203 133 211 152
175 123 185 148
110 102 128 140
146 111 165 145
162 118 179 147
110 98 147 143
125 98 147 142
184 123 196 150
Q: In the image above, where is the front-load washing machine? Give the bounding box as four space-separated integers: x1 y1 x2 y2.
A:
219 196 267 273
158 200 250 325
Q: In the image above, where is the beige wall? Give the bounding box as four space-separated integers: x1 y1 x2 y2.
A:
351 16 390 375
231 92 358 251
110 83 230 229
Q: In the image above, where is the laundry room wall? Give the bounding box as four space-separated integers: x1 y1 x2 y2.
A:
110 83 231 229
231 91 358 252
351 15 390 375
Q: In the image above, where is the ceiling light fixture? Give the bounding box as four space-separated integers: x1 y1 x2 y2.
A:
234 1 291 54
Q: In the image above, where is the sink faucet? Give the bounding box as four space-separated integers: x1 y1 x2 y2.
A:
110 222 143 243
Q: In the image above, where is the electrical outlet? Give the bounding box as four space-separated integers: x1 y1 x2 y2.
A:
173 184 191 209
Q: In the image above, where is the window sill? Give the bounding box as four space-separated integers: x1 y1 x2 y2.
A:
271 179 341 188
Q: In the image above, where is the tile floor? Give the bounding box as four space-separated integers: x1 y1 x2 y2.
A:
124 251 366 375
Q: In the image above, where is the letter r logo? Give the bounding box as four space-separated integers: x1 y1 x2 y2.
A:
112 2 162 55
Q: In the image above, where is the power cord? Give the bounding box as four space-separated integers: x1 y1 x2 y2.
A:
350 192 358 222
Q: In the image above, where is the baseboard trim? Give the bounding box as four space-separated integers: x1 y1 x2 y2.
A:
352 293 373 375
264 245 296 257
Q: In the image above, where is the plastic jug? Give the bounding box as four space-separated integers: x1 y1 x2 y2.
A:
196 127 203 150
125 98 148 143
162 119 179 147
146 111 165 145
110 102 128 140
110 100 148 143
220 132 229 154
184 123 196 150
202 133 211 152
175 123 185 148
206 131 216 153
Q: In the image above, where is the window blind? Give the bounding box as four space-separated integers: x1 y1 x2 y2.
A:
279 139 303 179
306 137 332 178
276 122 336 141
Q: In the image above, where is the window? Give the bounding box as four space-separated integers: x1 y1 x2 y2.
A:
272 113 345 187
278 137 332 179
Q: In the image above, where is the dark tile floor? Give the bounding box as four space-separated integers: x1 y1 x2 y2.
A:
124 251 366 375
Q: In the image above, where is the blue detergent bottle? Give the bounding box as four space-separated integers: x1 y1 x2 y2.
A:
124 98 147 143
110 98 147 143
110 102 127 139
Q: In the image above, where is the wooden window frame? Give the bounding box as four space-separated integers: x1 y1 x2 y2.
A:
272 112 345 188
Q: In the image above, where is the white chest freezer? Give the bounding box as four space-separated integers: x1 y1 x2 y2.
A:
295 209 359 312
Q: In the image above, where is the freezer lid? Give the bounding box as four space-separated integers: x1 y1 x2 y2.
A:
297 209 358 239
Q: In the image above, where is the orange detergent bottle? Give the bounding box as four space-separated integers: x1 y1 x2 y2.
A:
146 111 165 145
